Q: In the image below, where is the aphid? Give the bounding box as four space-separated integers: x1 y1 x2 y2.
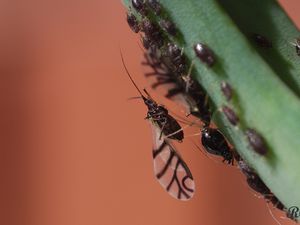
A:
201 126 233 164
237 158 273 198
222 105 239 126
237 158 254 177
126 13 140 33
187 83 211 125
246 173 271 196
141 18 155 35
252 33 272 48
220 81 233 101
268 196 285 211
151 124 195 200
245 128 268 155
141 18 164 48
141 36 151 49
194 43 215 67
121 51 183 141
291 38 300 56
160 19 177 36
146 0 161 15
168 114 231 165
132 0 147 15
166 43 186 74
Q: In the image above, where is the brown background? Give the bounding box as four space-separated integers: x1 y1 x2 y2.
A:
0 0 299 225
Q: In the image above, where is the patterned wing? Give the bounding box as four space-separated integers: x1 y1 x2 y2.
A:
150 123 195 200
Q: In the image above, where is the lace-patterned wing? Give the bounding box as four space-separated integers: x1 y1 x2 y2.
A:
150 123 195 200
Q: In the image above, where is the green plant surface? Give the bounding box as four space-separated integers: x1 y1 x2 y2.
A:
123 0 300 211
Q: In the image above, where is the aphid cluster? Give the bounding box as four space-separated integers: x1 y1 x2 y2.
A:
124 1 287 220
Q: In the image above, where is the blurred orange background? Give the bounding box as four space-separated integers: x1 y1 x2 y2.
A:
0 1 299 225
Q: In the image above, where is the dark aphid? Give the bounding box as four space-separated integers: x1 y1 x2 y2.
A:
220 81 233 101
245 128 268 155
141 18 154 34
141 18 164 48
246 173 271 196
201 127 233 164
237 158 271 195
166 43 186 74
194 43 215 67
291 38 300 56
141 36 151 49
237 158 255 177
142 34 163 49
222 105 239 126
146 0 161 15
132 0 147 15
121 51 183 141
187 83 211 125
252 33 272 48
160 19 177 36
126 13 140 33
268 196 285 211
166 43 181 60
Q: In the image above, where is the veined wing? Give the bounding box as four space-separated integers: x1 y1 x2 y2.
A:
150 123 195 201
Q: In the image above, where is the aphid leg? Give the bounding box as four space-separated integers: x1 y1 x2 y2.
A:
167 108 202 127
164 119 202 139
180 47 185 56
127 96 143 101
182 60 195 93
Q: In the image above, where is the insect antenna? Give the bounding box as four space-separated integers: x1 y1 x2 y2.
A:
143 88 153 99
167 108 202 126
127 96 143 101
120 49 146 99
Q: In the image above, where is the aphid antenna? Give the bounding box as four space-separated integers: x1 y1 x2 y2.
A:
127 96 143 101
167 108 203 127
143 88 154 100
120 49 146 100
